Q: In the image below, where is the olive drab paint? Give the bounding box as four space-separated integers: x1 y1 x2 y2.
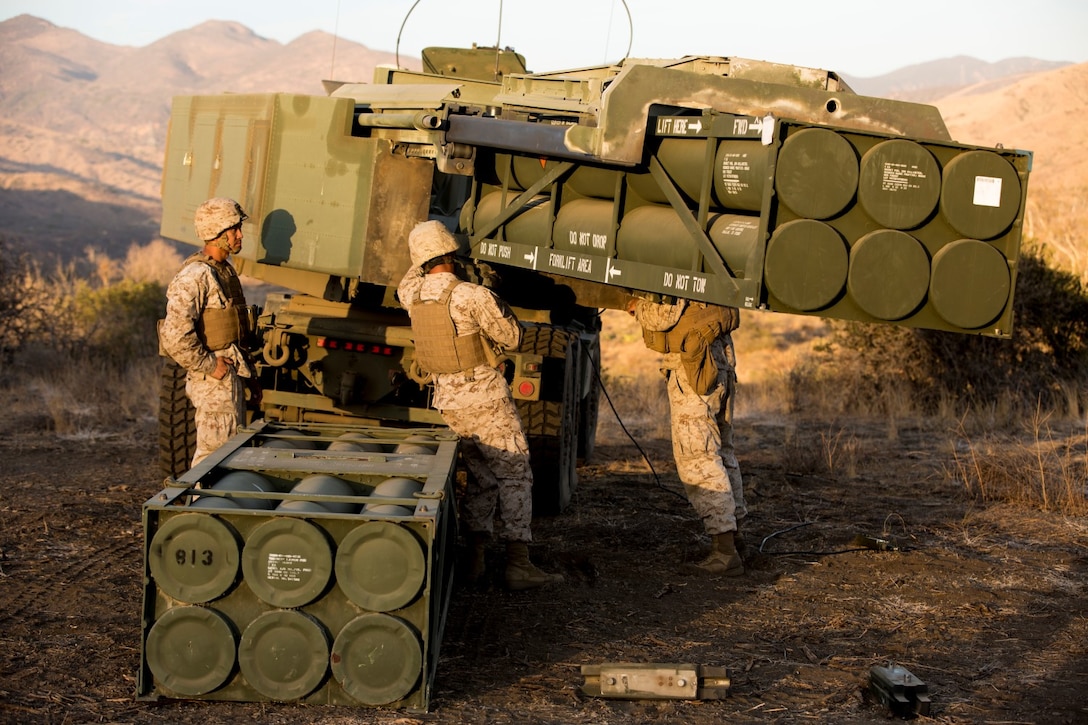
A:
160 49 1029 339
149 46 1031 712
140 422 457 710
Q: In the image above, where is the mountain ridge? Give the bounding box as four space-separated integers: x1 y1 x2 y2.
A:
843 55 1071 102
0 14 1081 263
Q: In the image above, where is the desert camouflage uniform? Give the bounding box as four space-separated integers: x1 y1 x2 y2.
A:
161 254 253 467
399 267 534 543
632 298 747 535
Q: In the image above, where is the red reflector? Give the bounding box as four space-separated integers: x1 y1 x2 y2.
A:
316 337 398 356
518 381 536 397
524 362 542 373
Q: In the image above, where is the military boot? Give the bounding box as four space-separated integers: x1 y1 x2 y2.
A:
695 532 744 576
504 542 564 591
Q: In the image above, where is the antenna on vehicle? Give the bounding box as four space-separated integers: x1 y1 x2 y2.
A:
616 0 633 64
396 0 423 71
492 0 504 79
330 0 342 79
397 0 635 72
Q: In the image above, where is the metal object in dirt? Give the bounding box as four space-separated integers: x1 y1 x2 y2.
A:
852 534 904 551
581 663 730 699
868 663 932 717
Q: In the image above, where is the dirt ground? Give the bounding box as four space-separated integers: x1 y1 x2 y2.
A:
1 411 1086 725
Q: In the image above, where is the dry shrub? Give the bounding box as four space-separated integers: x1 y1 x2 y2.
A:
0 239 53 368
785 333 916 419
31 357 160 437
71 279 166 364
2 240 175 434
595 369 671 441
1 239 261 437
947 414 1088 515
11 247 167 368
1022 185 1087 287
791 243 1088 424
122 239 185 285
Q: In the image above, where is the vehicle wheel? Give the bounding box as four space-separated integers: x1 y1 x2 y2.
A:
576 331 601 464
515 325 579 516
158 359 196 478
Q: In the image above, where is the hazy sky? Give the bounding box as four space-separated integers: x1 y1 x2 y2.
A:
3 0 1086 78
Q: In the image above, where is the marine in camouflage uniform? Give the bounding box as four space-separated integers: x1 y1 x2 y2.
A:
160 198 257 468
398 220 561 590
630 297 748 575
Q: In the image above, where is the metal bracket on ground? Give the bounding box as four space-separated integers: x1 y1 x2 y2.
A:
868 663 931 717
581 663 730 700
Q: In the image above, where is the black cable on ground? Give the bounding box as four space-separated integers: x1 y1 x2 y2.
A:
587 341 687 503
758 521 912 557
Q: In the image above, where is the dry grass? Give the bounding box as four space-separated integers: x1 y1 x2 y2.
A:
595 369 672 442
599 307 830 419
818 424 861 478
0 241 269 438
26 357 160 437
598 302 1087 518
0 244 168 437
946 411 1088 516
3 241 1086 519
1025 185 1088 288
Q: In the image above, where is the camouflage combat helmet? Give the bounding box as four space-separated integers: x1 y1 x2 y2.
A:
408 220 460 267
194 198 248 242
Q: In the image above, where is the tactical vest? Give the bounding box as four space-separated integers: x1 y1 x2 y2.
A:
642 303 739 354
186 252 251 351
643 303 739 395
411 280 490 374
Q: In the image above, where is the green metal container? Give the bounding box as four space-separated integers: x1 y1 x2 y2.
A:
712 140 772 213
847 229 931 320
139 421 458 712
470 191 552 246
929 238 1012 329
552 198 615 257
775 127 860 220
764 219 850 311
616 205 760 277
626 138 769 214
938 150 1022 240
858 139 941 230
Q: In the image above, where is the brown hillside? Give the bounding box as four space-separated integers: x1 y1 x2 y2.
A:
844 55 1070 103
0 13 1082 267
0 15 411 256
936 63 1088 273
937 62 1088 192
